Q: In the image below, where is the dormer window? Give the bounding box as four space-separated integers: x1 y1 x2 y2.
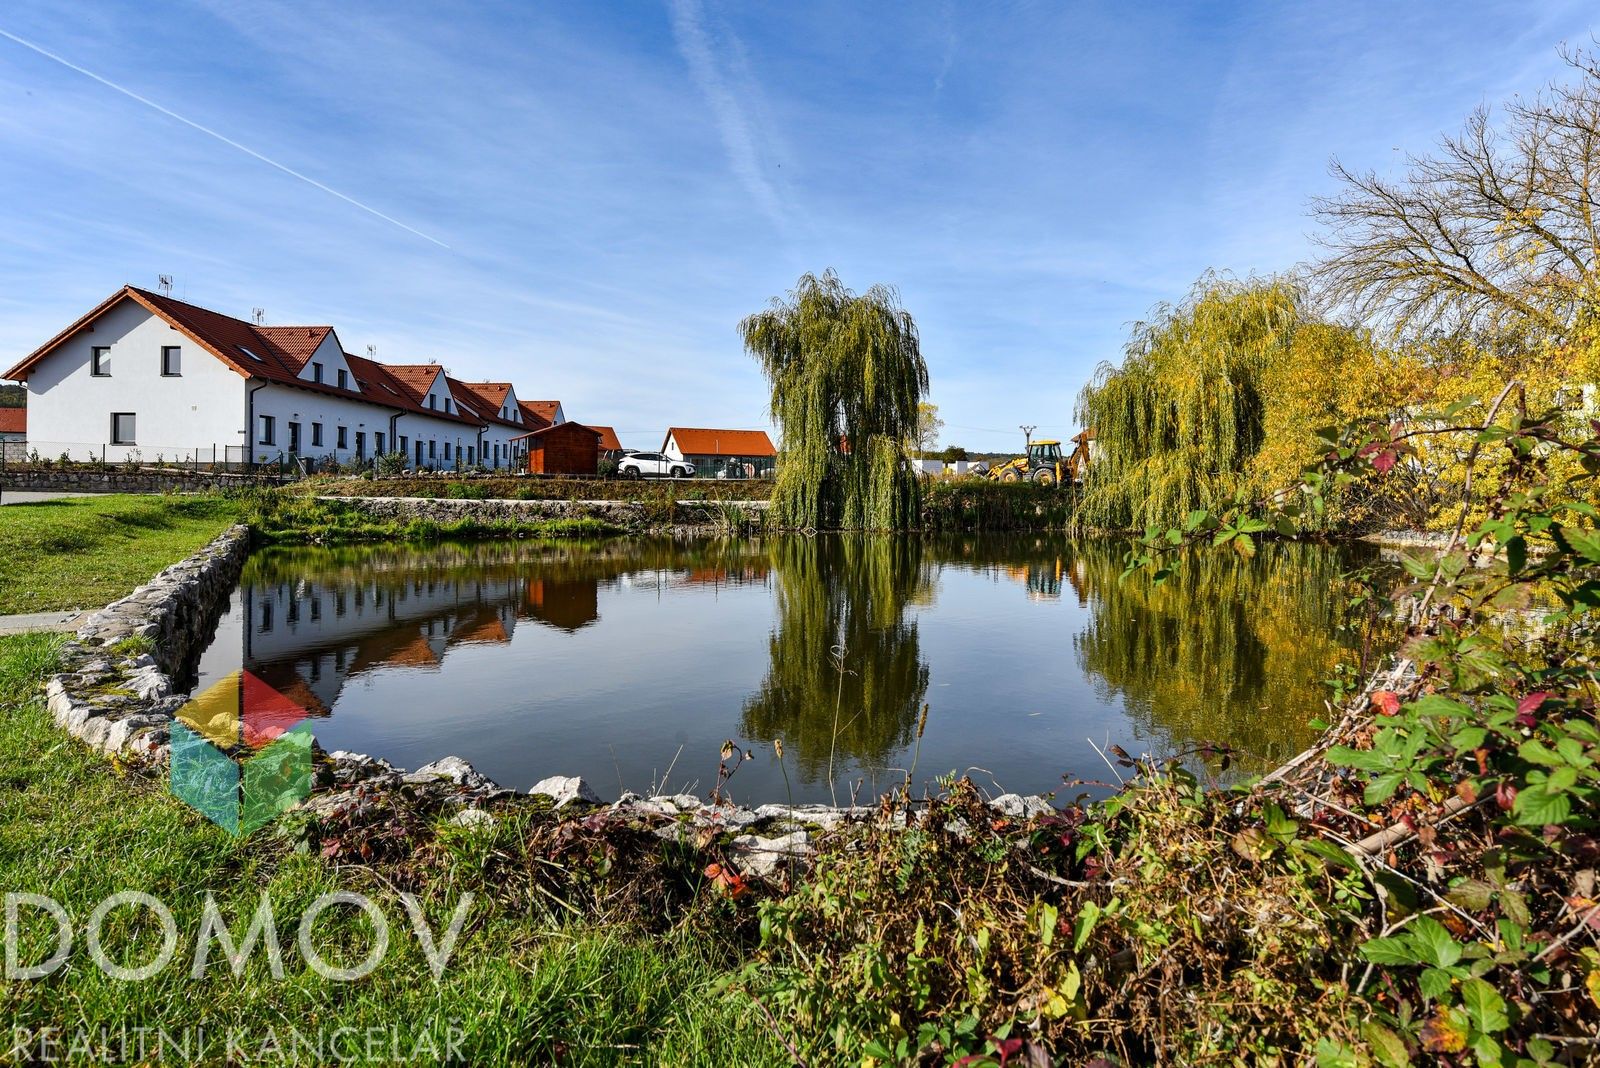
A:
445 398 452 413
429 395 437 410
311 362 323 383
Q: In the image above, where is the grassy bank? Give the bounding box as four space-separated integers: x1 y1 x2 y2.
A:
0 495 244 614
0 634 785 1066
233 490 624 545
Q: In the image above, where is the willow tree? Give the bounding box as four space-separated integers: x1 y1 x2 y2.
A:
741 271 929 530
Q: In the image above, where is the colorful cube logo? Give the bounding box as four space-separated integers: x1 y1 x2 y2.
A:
170 670 314 836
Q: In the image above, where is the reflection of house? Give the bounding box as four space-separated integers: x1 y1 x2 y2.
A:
525 578 600 631
662 427 776 479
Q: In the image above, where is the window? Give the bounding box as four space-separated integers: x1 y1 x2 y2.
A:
110 412 136 445
337 368 349 390
238 346 264 362
337 426 348 450
312 362 324 383
161 346 181 376
444 398 452 413
91 347 111 377
375 432 385 455
399 435 408 454
428 395 437 410
311 422 323 447
444 442 452 461
428 440 437 460
259 415 275 446
259 599 273 634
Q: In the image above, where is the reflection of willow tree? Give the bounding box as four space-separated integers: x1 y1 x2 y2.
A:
741 537 931 782
1074 541 1365 766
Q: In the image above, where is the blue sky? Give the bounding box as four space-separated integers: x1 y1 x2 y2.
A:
0 2 1595 451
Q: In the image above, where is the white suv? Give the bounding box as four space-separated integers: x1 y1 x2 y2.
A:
617 451 695 479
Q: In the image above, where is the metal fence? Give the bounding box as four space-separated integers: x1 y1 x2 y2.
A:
0 440 298 476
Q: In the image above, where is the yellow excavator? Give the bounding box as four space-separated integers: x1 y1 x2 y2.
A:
986 432 1092 486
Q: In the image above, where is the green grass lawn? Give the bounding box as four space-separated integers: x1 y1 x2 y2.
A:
0 634 784 1066
0 495 244 615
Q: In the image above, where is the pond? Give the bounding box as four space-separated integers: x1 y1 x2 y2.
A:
189 535 1379 806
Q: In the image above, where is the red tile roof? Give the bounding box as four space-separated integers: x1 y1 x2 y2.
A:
255 325 333 371
447 378 522 429
520 400 561 425
510 421 602 443
0 409 23 435
3 286 402 410
370 363 484 428
666 427 776 457
588 425 623 452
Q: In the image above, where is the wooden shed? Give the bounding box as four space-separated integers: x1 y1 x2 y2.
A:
513 421 603 475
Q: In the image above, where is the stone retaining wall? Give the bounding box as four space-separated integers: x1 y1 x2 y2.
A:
320 493 768 534
36 525 1051 882
0 468 274 495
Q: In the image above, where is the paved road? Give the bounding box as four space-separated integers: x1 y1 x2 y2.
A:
0 490 95 505
0 610 85 636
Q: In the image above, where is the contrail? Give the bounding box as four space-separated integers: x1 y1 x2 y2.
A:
0 26 449 249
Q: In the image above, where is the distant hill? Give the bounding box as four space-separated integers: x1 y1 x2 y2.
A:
0 384 22 408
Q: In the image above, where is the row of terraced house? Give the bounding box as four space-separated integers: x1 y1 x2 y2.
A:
0 285 610 471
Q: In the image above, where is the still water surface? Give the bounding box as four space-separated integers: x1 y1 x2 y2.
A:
191 536 1374 804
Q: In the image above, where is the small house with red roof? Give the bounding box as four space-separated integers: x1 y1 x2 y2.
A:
0 408 24 443
662 427 777 479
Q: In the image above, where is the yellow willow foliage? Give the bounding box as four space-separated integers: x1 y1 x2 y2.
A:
1077 275 1376 530
741 271 929 531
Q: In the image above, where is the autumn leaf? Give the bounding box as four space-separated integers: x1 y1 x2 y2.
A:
1420 1008 1468 1053
1372 690 1402 716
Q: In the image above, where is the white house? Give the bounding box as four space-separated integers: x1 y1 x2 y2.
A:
447 380 534 470
3 286 564 471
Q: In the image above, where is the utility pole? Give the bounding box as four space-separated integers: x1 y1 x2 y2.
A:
1020 424 1036 452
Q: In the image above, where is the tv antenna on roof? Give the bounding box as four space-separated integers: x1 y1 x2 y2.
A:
367 344 377 358
252 308 266 325
157 275 174 296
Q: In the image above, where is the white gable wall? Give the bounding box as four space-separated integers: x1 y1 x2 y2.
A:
296 333 356 390
20 298 246 462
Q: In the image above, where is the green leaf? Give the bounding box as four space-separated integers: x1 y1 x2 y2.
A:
1557 525 1600 564
1512 784 1571 826
1419 966 1454 999
1361 1021 1411 1068
1072 901 1100 952
1506 535 1527 575
1410 916 1463 969
1327 745 1389 772
1358 936 1416 966
1038 901 1057 947
1460 977 1509 1033
1518 739 1565 767
1364 771 1406 805
1446 879 1495 910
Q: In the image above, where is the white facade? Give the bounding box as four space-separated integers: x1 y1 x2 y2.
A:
11 291 573 471
21 300 246 462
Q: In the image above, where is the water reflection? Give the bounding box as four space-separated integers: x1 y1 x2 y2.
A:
192 536 1377 801
741 538 931 781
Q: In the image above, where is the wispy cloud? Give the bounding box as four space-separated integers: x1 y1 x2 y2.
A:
0 24 449 248
666 0 788 230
